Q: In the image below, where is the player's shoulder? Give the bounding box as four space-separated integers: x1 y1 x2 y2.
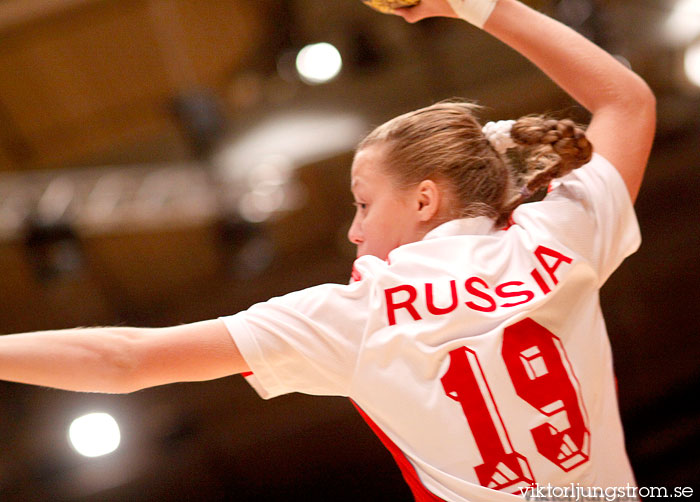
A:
350 254 389 284
548 153 632 206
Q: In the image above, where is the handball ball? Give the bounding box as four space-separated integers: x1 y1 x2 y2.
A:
362 0 421 14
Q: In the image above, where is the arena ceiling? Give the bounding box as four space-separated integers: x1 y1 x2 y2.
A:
0 1 697 500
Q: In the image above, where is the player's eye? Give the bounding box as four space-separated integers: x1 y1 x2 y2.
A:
353 202 367 211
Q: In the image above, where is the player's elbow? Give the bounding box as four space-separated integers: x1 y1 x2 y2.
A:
617 74 656 127
96 328 148 394
596 70 656 121
630 76 656 123
627 79 656 155
598 75 656 153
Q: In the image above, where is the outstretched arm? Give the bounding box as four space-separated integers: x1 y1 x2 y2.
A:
393 0 656 202
0 319 249 393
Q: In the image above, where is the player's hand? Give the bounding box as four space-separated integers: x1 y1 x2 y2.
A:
391 0 459 23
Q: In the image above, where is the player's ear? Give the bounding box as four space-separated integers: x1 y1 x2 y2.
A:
415 179 441 222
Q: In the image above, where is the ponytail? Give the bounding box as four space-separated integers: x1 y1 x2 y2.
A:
497 116 593 224
358 101 593 228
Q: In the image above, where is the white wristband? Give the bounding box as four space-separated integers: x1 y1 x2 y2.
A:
446 0 499 28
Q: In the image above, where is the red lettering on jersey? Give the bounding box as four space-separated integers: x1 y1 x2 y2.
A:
530 268 551 295
496 281 535 308
464 277 497 313
442 347 535 490
385 285 422 326
351 266 362 283
426 280 458 315
534 246 572 286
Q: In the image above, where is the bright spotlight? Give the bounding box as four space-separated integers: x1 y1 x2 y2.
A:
295 42 342 85
685 39 700 88
665 0 700 46
69 412 121 457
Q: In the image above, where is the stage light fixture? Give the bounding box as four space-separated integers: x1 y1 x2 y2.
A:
295 42 343 85
665 0 700 46
69 413 121 458
684 39 700 88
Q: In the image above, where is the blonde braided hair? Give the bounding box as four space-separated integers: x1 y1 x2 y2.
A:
358 101 593 227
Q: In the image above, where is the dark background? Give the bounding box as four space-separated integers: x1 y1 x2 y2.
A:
0 0 698 500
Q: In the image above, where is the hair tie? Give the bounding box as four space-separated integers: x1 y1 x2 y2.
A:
482 120 516 155
520 185 533 199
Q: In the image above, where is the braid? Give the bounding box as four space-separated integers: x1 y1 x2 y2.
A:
500 116 593 219
357 101 593 230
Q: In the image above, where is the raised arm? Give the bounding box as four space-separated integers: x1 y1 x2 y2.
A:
0 319 249 393
393 0 656 202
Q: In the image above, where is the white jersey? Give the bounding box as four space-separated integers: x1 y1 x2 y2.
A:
220 153 640 502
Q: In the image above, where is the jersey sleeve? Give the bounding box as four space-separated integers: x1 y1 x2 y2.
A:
219 279 372 399
514 153 641 285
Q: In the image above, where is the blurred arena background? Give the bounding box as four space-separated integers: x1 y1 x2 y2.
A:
0 0 697 500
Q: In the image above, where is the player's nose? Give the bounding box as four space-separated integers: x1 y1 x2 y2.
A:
347 218 363 245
